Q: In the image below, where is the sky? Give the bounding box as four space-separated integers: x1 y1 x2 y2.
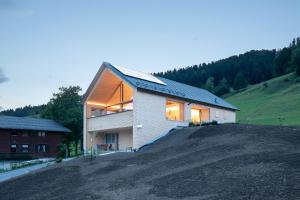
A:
0 0 300 110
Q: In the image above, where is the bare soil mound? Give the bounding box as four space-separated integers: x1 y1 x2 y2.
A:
1 124 299 200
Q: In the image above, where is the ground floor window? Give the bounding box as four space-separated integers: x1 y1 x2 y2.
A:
191 108 201 123
166 100 184 121
191 107 210 123
36 144 47 153
21 144 29 153
105 133 119 150
10 144 17 153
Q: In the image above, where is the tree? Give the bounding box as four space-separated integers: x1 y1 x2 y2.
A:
204 77 214 92
214 78 230 96
273 48 292 76
233 72 248 90
291 47 300 76
41 86 83 156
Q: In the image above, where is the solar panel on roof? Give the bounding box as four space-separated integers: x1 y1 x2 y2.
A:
112 64 166 85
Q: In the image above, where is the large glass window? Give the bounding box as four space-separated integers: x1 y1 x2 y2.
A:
191 108 201 123
191 107 210 123
166 100 184 121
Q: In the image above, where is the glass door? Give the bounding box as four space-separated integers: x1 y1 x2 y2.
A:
105 133 119 151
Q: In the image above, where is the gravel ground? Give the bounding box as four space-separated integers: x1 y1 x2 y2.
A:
0 124 299 200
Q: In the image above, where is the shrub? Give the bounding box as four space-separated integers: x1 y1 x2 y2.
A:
55 157 63 163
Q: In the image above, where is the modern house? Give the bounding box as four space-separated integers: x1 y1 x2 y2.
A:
83 62 238 152
0 116 70 159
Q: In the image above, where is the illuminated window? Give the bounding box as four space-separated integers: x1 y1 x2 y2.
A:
166 100 184 121
191 108 201 123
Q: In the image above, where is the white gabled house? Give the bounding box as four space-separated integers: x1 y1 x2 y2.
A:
83 62 238 152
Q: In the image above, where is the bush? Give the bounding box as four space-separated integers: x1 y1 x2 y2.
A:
57 144 67 159
55 157 63 163
189 120 218 127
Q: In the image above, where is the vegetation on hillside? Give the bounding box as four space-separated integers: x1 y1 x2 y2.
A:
225 73 300 125
155 37 300 96
0 105 46 117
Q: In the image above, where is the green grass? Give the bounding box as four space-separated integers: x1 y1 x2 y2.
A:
225 73 300 126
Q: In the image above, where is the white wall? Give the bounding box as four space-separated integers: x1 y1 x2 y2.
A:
87 111 133 132
209 107 236 123
118 128 133 150
133 91 189 149
132 91 236 149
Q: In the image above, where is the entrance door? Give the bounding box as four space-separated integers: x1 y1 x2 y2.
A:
105 133 119 151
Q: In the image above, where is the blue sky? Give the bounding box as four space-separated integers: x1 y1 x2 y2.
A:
0 0 299 109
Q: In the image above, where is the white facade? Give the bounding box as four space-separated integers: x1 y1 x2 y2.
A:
84 87 236 152
83 63 237 152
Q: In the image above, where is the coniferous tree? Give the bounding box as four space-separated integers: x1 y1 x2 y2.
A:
233 72 248 90
214 78 230 96
291 47 300 76
205 77 214 92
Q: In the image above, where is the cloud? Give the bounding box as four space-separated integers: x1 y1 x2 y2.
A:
0 68 9 84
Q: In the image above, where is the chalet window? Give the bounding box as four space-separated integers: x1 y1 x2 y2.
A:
21 144 29 153
38 131 46 137
37 144 47 153
166 100 184 121
10 144 17 153
215 111 220 118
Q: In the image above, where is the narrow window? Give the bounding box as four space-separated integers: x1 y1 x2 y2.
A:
21 144 29 153
38 131 46 137
166 100 184 121
10 144 17 153
216 111 220 118
37 144 47 153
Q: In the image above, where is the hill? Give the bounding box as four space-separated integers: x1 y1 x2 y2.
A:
0 124 299 200
225 73 300 125
155 37 300 96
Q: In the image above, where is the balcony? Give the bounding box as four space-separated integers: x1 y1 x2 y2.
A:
87 110 133 132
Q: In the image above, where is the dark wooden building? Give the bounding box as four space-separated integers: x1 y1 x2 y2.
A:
0 116 70 159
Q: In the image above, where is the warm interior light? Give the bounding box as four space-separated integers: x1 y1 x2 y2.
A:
166 100 183 121
87 101 107 107
191 108 201 123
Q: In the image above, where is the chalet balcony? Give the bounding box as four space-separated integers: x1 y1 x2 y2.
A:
87 110 133 132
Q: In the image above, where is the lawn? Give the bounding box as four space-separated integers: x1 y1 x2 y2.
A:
225 73 300 126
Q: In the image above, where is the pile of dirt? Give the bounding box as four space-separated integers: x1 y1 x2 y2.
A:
0 124 299 200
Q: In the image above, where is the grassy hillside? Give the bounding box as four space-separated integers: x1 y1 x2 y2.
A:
225 73 300 126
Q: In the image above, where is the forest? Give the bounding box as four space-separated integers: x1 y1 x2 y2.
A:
154 37 300 96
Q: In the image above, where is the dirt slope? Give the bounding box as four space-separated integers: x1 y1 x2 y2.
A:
0 124 300 200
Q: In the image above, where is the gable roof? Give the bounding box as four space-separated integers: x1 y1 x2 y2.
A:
84 62 238 111
0 116 71 133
